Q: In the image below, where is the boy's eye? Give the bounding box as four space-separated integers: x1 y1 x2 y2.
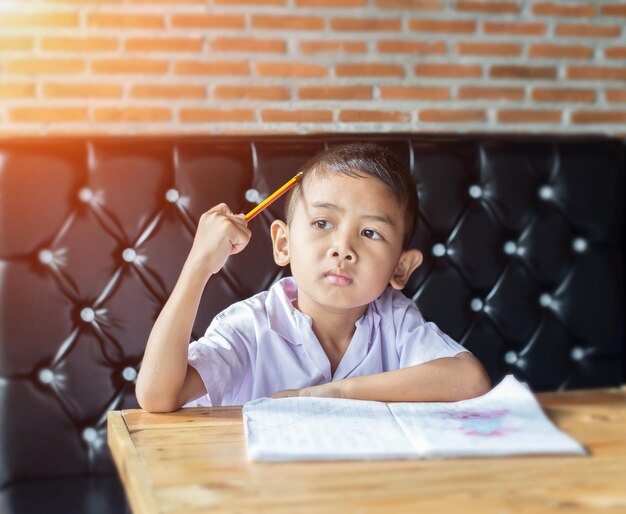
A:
313 219 333 230
362 228 383 240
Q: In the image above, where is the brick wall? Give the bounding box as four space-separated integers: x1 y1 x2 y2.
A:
0 0 625 136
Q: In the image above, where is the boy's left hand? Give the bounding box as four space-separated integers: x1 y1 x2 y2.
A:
271 382 345 399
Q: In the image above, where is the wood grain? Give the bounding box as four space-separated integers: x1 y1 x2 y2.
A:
108 387 626 514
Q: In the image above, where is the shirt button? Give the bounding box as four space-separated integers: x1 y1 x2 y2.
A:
80 307 95 323
165 189 180 203
432 243 446 257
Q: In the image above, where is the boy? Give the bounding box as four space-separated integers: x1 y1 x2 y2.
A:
136 144 491 412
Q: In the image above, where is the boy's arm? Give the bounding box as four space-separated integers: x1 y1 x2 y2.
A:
135 204 251 413
272 352 491 402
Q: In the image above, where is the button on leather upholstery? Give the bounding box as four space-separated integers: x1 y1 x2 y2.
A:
432 243 446 257
80 307 95 323
165 188 180 203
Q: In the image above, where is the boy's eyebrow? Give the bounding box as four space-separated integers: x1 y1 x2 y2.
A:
310 201 396 227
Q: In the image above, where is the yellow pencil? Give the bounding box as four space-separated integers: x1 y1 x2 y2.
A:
244 172 303 222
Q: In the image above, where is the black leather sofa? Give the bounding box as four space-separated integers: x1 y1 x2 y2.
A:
0 134 623 514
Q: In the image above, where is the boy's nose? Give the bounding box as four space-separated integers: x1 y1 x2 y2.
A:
328 245 356 262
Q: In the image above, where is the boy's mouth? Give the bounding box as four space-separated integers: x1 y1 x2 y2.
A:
324 269 353 286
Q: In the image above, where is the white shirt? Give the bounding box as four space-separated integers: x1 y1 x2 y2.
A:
186 277 468 406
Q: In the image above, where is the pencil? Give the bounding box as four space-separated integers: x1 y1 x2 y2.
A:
244 172 303 222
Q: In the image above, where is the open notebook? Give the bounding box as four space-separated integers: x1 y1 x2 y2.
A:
243 375 586 461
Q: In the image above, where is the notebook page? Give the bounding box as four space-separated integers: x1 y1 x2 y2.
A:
388 375 587 458
243 396 418 461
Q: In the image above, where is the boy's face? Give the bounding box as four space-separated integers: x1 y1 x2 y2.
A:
271 172 422 317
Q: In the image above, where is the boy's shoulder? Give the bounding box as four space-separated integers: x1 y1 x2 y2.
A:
211 277 294 327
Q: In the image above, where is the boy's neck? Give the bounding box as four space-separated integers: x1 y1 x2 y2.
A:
293 298 367 354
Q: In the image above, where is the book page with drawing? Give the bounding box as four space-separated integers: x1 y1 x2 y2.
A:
243 375 586 462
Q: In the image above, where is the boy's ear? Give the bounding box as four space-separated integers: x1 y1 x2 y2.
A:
389 249 423 290
270 220 290 267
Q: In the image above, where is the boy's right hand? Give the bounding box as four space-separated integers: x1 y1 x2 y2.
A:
188 203 252 279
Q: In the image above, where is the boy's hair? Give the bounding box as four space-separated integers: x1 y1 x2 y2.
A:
285 143 419 248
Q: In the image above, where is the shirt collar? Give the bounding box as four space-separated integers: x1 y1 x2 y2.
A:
265 276 381 351
266 276 312 345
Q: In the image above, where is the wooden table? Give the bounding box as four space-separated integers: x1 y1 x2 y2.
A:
108 387 626 514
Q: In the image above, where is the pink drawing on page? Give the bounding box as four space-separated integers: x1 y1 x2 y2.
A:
435 409 514 437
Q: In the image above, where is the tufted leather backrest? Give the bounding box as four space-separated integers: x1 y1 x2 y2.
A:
0 134 623 487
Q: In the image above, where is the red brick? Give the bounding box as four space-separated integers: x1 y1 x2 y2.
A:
42 37 118 52
0 12 78 28
94 107 172 122
213 0 285 4
299 40 367 54
339 110 411 122
251 15 324 30
497 110 561 123
490 65 556 80
606 89 626 103
262 110 333 122
336 63 405 77
532 88 596 103
409 19 476 33
0 38 34 51
43 83 123 98
378 40 446 54
180 109 256 122
458 86 524 101
0 83 36 98
175 61 249 75
529 44 593 60
532 3 596 17
456 41 521 57
483 21 546 36
571 111 626 124
375 0 443 9
299 86 372 100
92 59 167 74
601 5 626 16
131 84 205 99
126 38 204 53
171 14 245 29
210 38 286 53
8 59 85 74
605 47 626 59
415 63 481 78
419 109 486 122
10 107 88 123
567 66 626 81
215 85 289 100
255 62 327 77
380 86 449 100
297 0 366 6
555 24 621 38
331 18 402 31
454 0 518 14
87 13 164 28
